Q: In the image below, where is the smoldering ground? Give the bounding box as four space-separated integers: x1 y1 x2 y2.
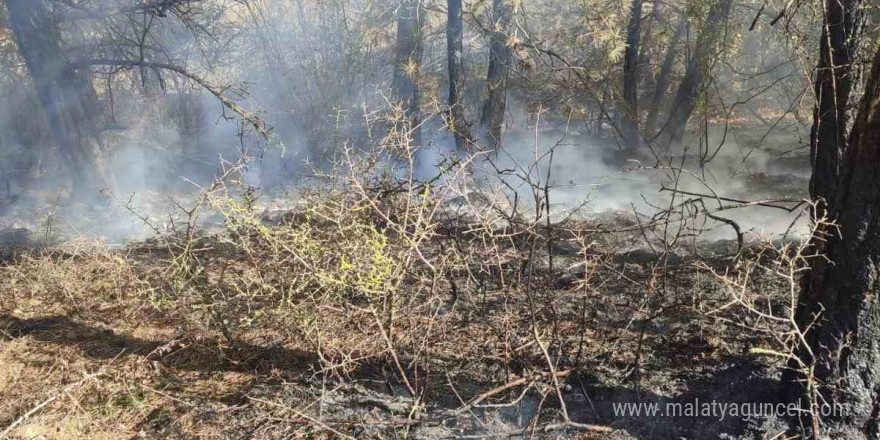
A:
0 103 810 247
0 0 811 248
0 1 835 439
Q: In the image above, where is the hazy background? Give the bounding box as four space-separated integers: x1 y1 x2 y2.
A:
0 0 814 244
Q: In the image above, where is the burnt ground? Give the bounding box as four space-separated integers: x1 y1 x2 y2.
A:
0 124 813 440
0 236 799 440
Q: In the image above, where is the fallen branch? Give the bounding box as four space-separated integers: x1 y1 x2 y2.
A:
0 396 57 439
659 187 806 212
0 370 106 439
453 369 573 415
247 396 357 440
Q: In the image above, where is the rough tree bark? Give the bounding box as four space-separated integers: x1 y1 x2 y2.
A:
644 18 686 139
447 0 471 150
786 43 880 439
782 0 866 434
655 0 734 149
393 0 425 148
6 0 107 198
807 0 862 216
636 8 655 79
480 0 512 151
620 0 644 153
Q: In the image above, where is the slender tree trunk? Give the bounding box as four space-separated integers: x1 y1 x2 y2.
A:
447 0 471 150
294 0 309 36
6 0 107 198
393 0 425 148
644 18 686 138
634 7 655 114
655 0 734 149
175 89 203 182
621 0 644 152
481 0 512 151
636 9 655 80
786 43 880 439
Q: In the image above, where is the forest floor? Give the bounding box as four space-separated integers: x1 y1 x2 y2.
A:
0 122 813 439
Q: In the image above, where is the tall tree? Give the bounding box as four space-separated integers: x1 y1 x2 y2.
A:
480 0 512 151
393 0 425 148
786 42 880 439
807 0 862 218
620 0 644 152
636 8 655 76
644 18 686 139
6 0 107 198
447 0 471 150
655 0 734 149
783 0 865 433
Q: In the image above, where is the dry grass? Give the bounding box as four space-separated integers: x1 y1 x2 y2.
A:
0 222 795 439
0 119 807 439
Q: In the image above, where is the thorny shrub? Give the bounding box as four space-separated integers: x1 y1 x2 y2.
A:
0 104 824 436
146 108 482 388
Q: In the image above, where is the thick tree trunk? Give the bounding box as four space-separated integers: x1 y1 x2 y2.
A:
393 0 425 148
480 0 512 151
6 0 107 198
447 0 471 150
620 0 644 152
787 45 880 439
644 18 686 139
808 0 862 216
783 0 866 433
655 0 734 149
